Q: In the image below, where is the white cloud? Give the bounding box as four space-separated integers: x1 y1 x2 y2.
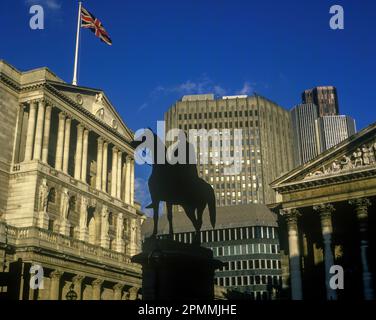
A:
134 177 152 213
238 81 254 95
25 0 61 10
152 75 227 97
213 85 226 96
138 103 148 112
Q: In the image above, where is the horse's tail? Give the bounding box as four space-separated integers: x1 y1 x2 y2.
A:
207 183 216 229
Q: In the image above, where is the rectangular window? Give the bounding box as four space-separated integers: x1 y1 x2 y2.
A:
236 228 241 240
261 260 266 269
255 260 260 269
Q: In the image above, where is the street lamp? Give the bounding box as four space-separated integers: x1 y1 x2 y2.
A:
65 283 78 300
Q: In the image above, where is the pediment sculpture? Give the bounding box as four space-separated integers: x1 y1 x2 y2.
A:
93 93 105 120
304 139 376 180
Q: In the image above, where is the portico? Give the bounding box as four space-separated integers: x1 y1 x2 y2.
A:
271 122 376 300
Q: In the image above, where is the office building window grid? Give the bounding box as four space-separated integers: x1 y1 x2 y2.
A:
159 225 282 300
165 94 294 206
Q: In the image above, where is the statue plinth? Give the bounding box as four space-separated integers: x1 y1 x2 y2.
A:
38 211 49 229
100 235 110 249
131 237 223 300
59 219 70 236
79 227 89 242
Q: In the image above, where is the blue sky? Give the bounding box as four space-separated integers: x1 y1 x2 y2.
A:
2 0 376 208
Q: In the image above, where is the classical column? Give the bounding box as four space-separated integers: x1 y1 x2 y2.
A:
116 212 125 253
283 208 303 300
49 270 62 300
349 198 374 300
81 129 89 182
55 112 66 170
96 138 103 190
79 196 89 242
72 275 84 300
113 283 124 300
128 287 139 300
116 151 122 199
41 104 52 163
92 279 103 300
62 117 71 174
111 147 118 197
313 203 337 300
102 142 108 192
33 100 45 160
24 101 37 161
130 159 135 205
74 124 84 179
124 156 131 204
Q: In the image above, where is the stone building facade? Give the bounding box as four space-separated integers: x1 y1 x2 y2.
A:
0 61 144 300
271 121 376 300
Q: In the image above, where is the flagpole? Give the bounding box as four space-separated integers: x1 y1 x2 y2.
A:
72 1 82 86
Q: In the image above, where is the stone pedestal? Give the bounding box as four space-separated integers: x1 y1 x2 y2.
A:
38 211 49 229
131 238 223 300
115 239 125 253
59 219 70 236
101 236 110 249
79 227 89 242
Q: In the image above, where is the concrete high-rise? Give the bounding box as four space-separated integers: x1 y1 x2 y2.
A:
164 94 294 206
291 103 320 166
302 86 339 116
316 115 356 150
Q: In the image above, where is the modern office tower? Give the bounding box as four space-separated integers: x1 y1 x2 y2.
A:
164 94 294 206
291 103 321 166
315 115 357 150
302 86 339 116
142 204 283 300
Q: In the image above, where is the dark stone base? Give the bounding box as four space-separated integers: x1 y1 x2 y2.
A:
131 237 223 300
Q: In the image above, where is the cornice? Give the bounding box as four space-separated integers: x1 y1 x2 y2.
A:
0 73 135 152
275 166 376 193
43 83 134 150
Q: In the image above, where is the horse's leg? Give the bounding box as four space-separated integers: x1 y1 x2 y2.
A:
182 205 197 230
196 207 204 231
152 201 159 237
167 202 173 237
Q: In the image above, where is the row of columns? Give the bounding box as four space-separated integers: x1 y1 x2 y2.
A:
48 270 139 300
24 100 52 162
22 100 135 205
96 138 134 204
284 197 374 300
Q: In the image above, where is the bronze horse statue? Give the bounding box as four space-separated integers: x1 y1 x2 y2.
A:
132 130 216 241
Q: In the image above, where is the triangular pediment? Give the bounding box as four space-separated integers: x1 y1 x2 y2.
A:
47 81 133 141
272 122 376 188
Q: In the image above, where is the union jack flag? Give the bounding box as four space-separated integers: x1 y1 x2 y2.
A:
81 6 112 46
